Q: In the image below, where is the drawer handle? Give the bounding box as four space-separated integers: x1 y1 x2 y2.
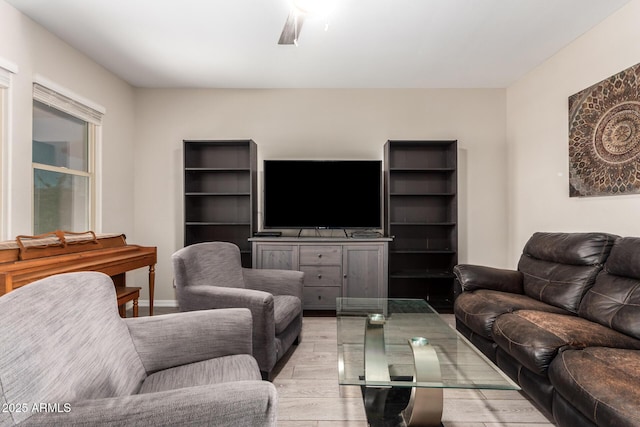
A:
318 295 322 300
317 254 322 258
318 274 322 279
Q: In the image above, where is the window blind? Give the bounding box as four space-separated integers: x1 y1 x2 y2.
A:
33 83 104 125
0 68 11 89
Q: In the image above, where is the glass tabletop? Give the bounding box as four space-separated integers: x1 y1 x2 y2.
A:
337 297 520 390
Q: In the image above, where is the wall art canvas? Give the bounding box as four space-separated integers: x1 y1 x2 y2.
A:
568 62 640 197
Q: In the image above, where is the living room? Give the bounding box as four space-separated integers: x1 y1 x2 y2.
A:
1 0 639 426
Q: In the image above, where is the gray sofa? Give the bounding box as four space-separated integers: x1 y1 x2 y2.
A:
0 272 277 427
172 241 304 379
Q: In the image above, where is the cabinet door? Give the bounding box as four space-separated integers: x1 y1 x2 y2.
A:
343 245 385 299
255 244 298 270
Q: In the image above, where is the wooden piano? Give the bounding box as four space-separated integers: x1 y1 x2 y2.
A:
0 231 157 315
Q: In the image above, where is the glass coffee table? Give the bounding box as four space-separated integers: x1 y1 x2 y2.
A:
337 298 520 427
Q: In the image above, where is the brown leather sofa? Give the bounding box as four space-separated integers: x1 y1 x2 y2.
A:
454 232 640 427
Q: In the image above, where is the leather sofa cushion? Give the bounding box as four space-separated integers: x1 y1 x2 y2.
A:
454 289 568 340
492 310 640 376
549 347 640 427
517 232 618 313
604 236 640 279
579 237 640 340
579 271 640 340
521 232 618 266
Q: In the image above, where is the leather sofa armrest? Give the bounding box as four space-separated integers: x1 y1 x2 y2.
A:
454 264 524 294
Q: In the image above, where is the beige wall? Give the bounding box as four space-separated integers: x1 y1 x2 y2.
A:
506 0 640 265
0 2 137 244
134 89 508 301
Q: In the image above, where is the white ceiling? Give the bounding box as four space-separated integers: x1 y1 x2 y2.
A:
6 0 631 88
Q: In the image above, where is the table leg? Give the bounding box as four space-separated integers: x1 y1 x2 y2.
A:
363 387 392 426
133 298 139 317
403 337 443 427
148 264 155 316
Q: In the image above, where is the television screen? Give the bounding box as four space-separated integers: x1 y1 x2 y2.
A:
263 160 382 229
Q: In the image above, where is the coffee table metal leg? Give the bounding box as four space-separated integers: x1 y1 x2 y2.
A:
365 314 391 383
403 337 443 427
363 386 392 426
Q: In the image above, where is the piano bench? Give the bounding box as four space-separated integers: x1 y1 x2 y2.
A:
116 286 141 318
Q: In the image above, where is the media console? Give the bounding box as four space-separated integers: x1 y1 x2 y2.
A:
249 237 392 310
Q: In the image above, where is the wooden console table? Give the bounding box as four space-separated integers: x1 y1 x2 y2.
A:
0 232 157 315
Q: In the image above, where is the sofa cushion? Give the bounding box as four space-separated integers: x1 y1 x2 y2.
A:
518 232 618 313
604 236 640 279
579 237 640 340
454 289 569 339
273 295 301 335
139 354 261 394
549 347 640 427
492 310 640 376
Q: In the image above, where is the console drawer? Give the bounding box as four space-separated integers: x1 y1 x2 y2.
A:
300 265 342 286
299 245 342 265
303 286 340 309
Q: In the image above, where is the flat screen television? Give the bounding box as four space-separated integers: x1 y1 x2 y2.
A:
263 160 382 229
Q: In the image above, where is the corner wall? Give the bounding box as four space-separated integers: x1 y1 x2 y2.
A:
506 0 640 264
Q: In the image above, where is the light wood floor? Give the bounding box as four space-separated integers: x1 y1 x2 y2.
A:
130 308 555 426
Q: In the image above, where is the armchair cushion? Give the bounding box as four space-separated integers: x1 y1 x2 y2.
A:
273 295 302 334
173 241 245 289
139 355 261 394
19 382 277 427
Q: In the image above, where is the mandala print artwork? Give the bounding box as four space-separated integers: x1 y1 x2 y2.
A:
569 62 640 197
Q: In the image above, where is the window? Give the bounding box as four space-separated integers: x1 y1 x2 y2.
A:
32 82 103 234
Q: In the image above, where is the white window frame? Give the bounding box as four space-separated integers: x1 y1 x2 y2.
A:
0 58 17 240
32 77 105 234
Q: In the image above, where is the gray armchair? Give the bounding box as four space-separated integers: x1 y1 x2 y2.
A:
0 272 277 427
172 241 304 379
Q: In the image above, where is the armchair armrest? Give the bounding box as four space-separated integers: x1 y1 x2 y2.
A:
182 285 277 371
453 264 523 294
125 308 253 374
19 381 277 427
242 268 304 300
183 285 274 315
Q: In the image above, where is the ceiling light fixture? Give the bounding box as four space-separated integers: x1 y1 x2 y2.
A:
278 0 338 45
292 0 338 17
